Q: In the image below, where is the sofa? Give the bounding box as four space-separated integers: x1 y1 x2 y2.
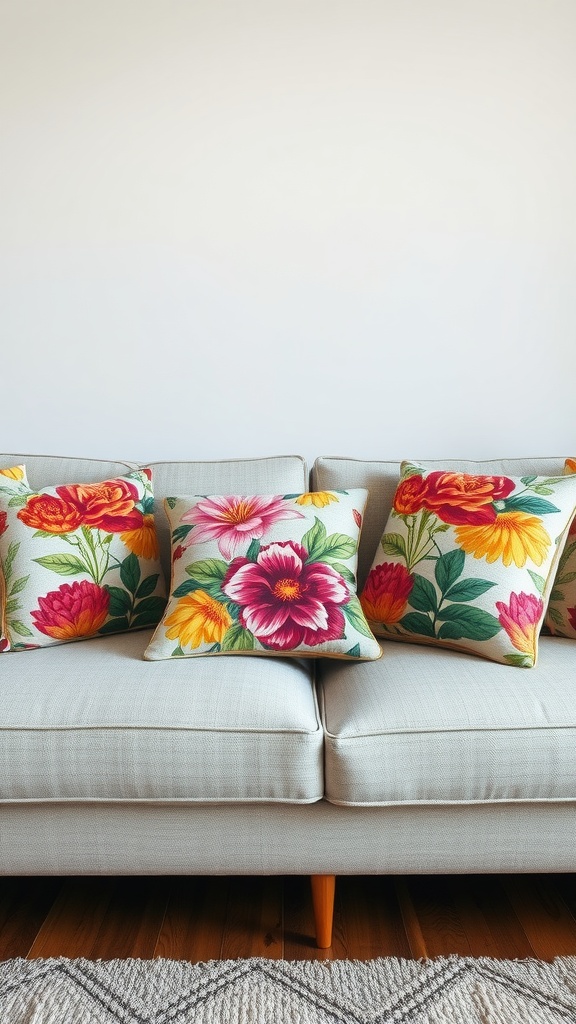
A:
1 452 575 949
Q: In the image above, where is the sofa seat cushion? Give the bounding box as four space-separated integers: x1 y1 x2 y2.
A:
0 630 322 803
319 636 576 806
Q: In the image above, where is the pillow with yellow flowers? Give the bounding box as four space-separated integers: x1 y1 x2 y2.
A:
545 458 576 638
144 489 381 661
359 461 576 667
0 468 166 651
0 465 28 652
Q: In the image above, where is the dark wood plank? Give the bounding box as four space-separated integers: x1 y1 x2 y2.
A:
27 878 115 959
449 875 536 960
400 876 473 958
338 876 412 959
501 875 576 960
394 877 428 959
154 877 230 962
551 874 576 923
0 877 62 960
220 876 283 960
89 877 170 959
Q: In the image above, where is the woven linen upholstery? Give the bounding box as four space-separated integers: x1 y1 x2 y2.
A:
0 628 322 803
141 456 307 579
318 635 576 806
312 457 566 591
1 801 574 874
0 455 137 489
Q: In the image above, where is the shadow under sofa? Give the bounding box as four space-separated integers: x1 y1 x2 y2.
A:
0 452 575 949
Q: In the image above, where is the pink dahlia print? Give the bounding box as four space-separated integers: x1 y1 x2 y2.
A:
222 540 349 650
181 496 304 560
31 580 110 641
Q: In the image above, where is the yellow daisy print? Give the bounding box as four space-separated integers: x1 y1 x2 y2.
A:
165 590 232 649
295 491 339 508
455 511 550 567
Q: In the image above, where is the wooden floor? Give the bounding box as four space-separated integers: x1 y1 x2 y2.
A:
2 874 576 962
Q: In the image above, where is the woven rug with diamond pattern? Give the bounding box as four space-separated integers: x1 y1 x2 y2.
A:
2 955 576 1023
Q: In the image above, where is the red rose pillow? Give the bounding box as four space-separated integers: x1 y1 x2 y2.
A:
0 469 166 651
0 465 29 652
359 461 576 667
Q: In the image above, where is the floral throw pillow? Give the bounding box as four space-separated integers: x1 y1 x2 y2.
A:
0 465 28 652
0 469 166 651
359 462 576 667
545 458 576 638
144 489 381 661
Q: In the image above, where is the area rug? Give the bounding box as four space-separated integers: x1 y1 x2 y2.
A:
1 955 576 1023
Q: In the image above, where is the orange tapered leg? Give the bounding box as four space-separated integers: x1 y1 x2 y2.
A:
310 874 336 948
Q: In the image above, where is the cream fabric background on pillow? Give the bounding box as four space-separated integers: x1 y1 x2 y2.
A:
360 462 576 667
0 466 28 652
545 457 576 639
145 489 381 661
0 469 166 651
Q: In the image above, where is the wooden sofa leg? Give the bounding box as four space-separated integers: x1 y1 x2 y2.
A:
311 874 336 948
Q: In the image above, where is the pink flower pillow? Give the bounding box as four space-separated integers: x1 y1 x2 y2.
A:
144 490 381 660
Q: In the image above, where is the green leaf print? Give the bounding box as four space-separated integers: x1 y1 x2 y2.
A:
434 549 465 593
302 518 327 560
346 643 361 657
136 574 160 599
172 524 192 544
444 578 496 602
221 623 255 651
503 496 559 516
33 553 87 576
303 517 356 563
436 604 501 641
408 575 438 614
120 553 141 594
9 620 34 637
399 612 436 638
173 580 201 598
317 534 357 562
380 533 407 558
99 616 130 635
2 541 19 584
105 586 132 617
185 558 228 585
8 575 30 597
547 606 564 628
343 596 375 638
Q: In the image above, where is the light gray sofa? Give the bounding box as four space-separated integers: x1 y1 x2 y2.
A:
1 452 575 949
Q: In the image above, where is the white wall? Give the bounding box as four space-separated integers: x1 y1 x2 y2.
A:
2 0 575 466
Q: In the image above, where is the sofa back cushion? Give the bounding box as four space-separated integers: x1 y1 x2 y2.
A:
0 455 137 490
312 457 566 590
142 457 308 579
